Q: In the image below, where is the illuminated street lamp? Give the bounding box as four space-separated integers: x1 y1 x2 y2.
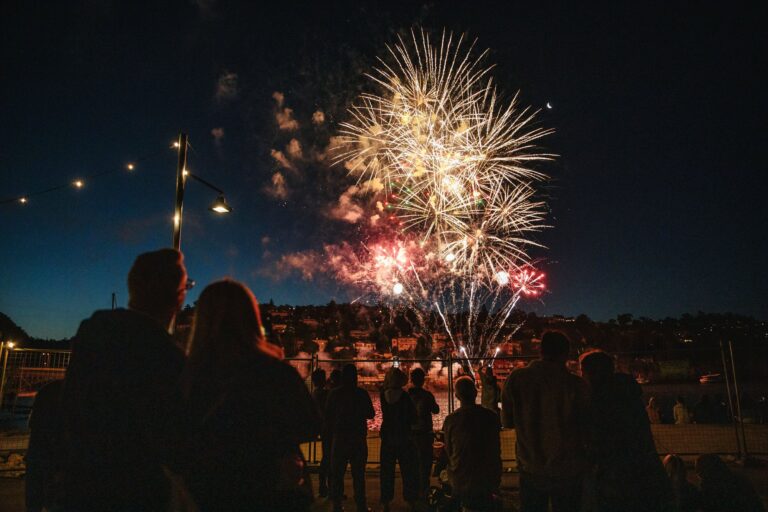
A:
171 133 231 251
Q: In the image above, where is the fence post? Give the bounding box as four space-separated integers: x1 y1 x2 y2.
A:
728 340 749 460
0 344 10 411
720 340 742 459
447 354 454 414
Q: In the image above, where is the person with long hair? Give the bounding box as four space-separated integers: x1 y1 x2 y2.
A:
178 279 319 511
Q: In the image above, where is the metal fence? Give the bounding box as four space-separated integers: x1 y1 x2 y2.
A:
2 343 766 467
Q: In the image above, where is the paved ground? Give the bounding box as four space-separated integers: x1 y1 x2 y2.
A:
2 465 768 512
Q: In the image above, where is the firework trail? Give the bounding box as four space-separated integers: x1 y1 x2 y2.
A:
334 28 553 357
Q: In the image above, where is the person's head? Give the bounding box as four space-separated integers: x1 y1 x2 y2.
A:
695 454 729 481
649 396 657 407
663 454 687 485
329 369 342 388
579 350 614 388
127 249 187 328
384 367 407 389
485 366 495 378
676 396 686 406
341 363 358 387
454 376 477 405
540 331 570 363
311 368 327 388
410 367 426 388
187 279 281 365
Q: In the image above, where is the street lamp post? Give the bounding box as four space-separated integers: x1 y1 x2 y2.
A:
171 132 231 251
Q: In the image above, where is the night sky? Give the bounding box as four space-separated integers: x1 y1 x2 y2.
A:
1 1 765 339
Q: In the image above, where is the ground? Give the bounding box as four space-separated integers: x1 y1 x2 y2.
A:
2 465 768 512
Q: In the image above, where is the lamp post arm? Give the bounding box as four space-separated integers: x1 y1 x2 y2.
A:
187 172 224 195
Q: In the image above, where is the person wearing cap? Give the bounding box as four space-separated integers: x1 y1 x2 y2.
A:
442 376 502 512
60 249 188 511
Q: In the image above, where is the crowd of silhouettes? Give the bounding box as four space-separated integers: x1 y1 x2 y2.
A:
22 248 766 512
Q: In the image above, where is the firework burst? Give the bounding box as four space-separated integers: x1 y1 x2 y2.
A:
335 28 554 357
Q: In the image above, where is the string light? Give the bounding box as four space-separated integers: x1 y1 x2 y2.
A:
0 146 166 206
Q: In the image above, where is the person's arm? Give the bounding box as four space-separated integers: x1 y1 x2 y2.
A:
363 389 375 420
430 391 440 414
500 374 514 428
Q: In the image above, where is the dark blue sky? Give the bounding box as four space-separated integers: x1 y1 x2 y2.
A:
1 1 765 339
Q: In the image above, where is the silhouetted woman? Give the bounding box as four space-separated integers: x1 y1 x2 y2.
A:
178 280 319 511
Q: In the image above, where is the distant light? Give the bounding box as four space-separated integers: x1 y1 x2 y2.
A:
546 102 553 109
173 213 181 226
494 347 501 355
6 341 15 349
19 197 28 204
445 252 456 262
172 141 181 149
392 282 404 295
126 163 135 171
495 271 510 286
182 169 189 177
73 180 84 189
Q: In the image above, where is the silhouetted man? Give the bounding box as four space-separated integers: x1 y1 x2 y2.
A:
501 331 589 512
311 368 332 497
442 376 501 511
325 364 375 512
408 367 439 499
580 350 674 512
60 249 188 511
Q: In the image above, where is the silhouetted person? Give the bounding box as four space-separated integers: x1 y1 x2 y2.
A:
61 249 188 511
311 369 332 497
580 350 674 512
663 454 702 512
442 376 501 512
694 394 716 424
646 396 661 424
178 280 320 511
408 367 439 499
326 364 375 512
26 379 65 512
480 365 501 415
329 368 342 389
674 396 691 424
379 367 418 511
501 331 589 512
696 454 764 512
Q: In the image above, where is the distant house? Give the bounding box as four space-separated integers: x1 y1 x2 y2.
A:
301 318 321 329
392 337 418 352
271 323 288 334
354 341 376 353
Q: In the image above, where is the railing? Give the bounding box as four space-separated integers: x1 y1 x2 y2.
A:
2 345 766 465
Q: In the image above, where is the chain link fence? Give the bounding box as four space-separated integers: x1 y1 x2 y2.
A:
2 344 766 470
